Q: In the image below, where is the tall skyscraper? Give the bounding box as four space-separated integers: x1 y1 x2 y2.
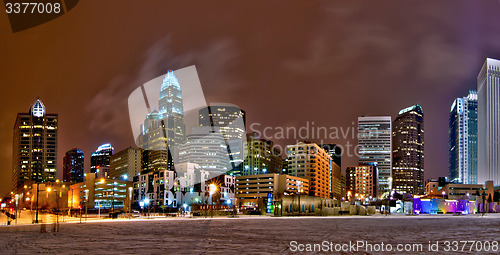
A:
109 147 142 181
478 58 500 184
199 104 246 175
90 143 114 178
139 111 173 174
137 70 185 171
63 148 84 184
12 99 58 190
242 132 282 175
449 91 478 184
287 142 331 198
357 116 392 198
392 105 425 195
158 70 186 151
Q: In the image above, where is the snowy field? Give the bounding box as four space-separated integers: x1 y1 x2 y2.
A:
0 214 499 254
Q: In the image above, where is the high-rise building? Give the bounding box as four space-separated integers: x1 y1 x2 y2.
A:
345 164 378 199
137 70 185 168
63 148 84 184
286 142 331 198
158 70 186 153
392 105 425 195
90 143 114 178
478 58 500 184
357 116 392 198
109 147 142 181
282 158 289 174
320 144 343 199
199 104 246 141
139 111 174 174
320 144 342 169
242 132 282 175
449 91 478 184
12 99 58 190
199 104 246 175
178 127 231 178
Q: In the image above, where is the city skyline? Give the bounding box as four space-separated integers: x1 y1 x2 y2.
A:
2 1 500 196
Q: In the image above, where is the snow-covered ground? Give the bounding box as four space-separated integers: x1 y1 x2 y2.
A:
0 214 499 254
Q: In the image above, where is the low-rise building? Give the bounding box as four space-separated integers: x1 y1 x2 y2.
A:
236 173 309 212
68 173 132 211
346 164 378 200
133 163 210 210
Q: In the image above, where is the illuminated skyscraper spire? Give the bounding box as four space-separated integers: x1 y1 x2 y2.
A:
159 70 183 116
157 70 185 159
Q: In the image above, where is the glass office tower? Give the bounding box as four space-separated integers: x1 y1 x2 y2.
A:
478 58 500 184
12 99 58 190
449 91 478 184
358 116 392 198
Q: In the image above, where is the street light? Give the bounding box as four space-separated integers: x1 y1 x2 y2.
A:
144 198 151 217
208 184 217 218
442 191 446 199
209 184 217 195
297 180 301 216
128 187 133 219
84 189 89 222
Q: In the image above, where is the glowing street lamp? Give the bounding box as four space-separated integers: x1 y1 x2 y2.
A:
209 184 217 195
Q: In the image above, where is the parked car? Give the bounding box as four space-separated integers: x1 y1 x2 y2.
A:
132 210 141 217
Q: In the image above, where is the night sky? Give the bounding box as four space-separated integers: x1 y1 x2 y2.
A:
1 0 500 196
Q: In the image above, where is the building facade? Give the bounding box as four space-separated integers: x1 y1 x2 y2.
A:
242 132 282 175
199 104 246 175
179 127 231 177
478 58 500 184
320 144 343 199
158 70 186 156
346 164 378 199
69 173 133 211
133 163 210 209
320 144 342 169
235 173 309 211
392 105 425 195
286 142 331 198
63 148 84 184
449 91 478 184
357 116 392 197
139 111 174 174
109 147 142 181
12 99 58 190
90 143 114 178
